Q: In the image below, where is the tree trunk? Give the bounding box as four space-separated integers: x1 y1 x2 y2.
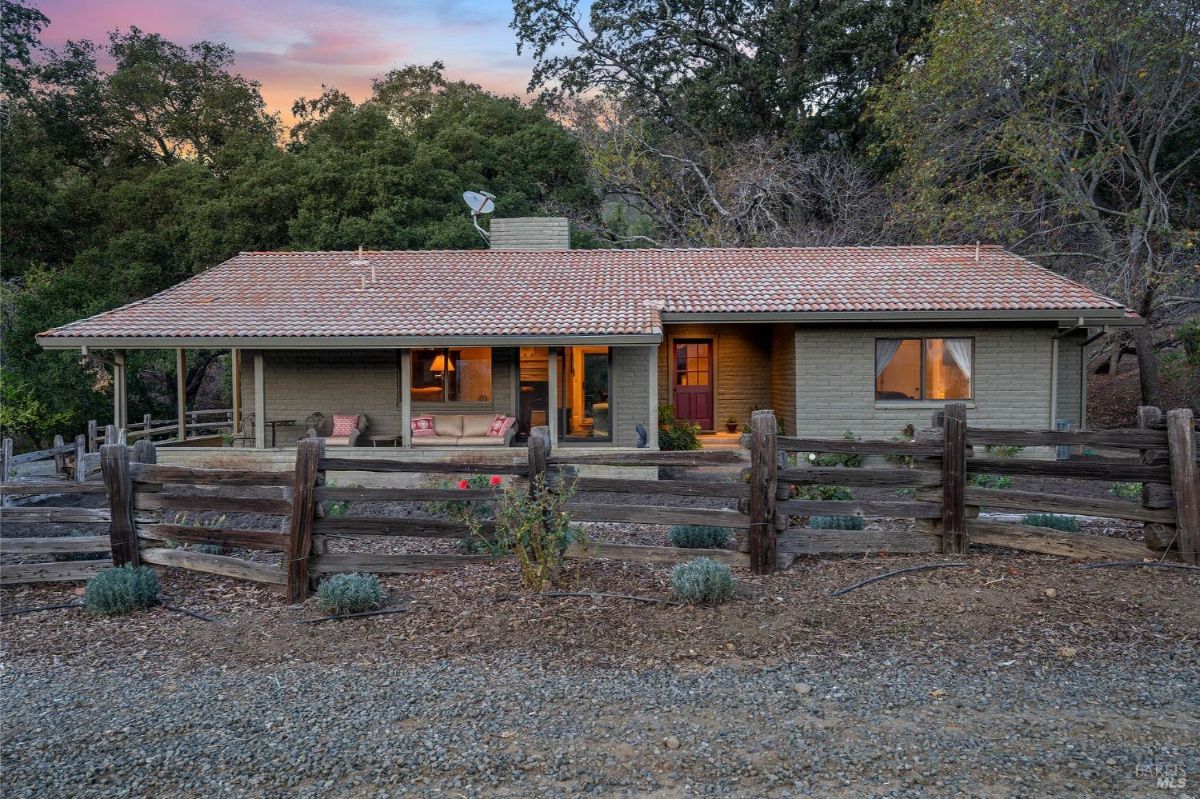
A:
1134 292 1163 409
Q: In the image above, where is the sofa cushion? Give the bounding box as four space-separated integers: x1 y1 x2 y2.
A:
456 435 509 446
432 415 463 437
461 414 495 437
323 436 352 447
411 436 448 446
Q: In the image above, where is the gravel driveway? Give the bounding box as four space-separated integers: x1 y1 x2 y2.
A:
4 645 1197 798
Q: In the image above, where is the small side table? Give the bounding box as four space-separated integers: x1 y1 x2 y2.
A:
367 435 400 447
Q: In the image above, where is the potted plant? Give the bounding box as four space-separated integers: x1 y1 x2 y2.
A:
723 415 739 433
219 431 236 448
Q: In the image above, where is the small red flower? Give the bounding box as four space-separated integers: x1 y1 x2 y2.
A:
457 479 470 490
489 475 502 486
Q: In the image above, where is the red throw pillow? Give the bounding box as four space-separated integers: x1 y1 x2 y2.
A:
486 414 508 437
331 414 358 437
411 416 436 437
498 416 517 437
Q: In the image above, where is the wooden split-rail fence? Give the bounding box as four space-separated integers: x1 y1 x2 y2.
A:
1 406 1196 600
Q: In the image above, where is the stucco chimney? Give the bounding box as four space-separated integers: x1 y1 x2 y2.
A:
488 217 570 250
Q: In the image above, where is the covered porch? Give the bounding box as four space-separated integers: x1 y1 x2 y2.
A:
105 341 664 452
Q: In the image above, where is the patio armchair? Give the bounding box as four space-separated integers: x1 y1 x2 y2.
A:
304 412 368 447
229 412 256 447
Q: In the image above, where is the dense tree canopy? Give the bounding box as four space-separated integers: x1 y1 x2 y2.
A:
0 0 1195 445
0 2 596 444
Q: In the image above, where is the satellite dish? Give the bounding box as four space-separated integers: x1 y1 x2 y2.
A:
463 190 496 215
463 190 496 244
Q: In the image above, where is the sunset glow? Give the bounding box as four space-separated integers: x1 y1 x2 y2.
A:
36 0 540 124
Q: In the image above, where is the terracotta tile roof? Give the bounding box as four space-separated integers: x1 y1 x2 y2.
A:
39 246 1127 342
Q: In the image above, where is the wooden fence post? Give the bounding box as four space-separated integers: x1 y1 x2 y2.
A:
73 434 87 483
100 443 139 567
528 426 554 545
941 402 968 555
285 439 321 603
1166 409 1198 565
1 438 11 507
53 434 66 475
87 420 98 453
1137 406 1175 551
132 438 157 465
748 409 778 574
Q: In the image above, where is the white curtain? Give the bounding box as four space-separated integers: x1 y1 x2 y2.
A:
944 339 972 380
875 339 903 377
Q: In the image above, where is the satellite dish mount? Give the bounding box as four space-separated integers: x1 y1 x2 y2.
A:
463 190 496 244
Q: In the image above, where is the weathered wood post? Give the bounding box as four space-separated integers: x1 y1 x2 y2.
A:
748 409 778 574
528 426 553 547
73 434 87 483
87 420 98 453
100 443 139 567
52 434 66 475
941 402 968 555
132 438 157 465
286 439 321 603
1 438 11 507
1166 408 1198 565
1137 406 1175 551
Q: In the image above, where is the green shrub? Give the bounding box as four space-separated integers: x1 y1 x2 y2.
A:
669 525 729 549
808 515 865 530
481 475 581 590
190 543 223 555
790 483 852 501
803 431 864 468
316 573 383 615
427 473 500 523
1021 513 1079 532
1109 481 1142 499
969 473 1013 489
984 444 1024 458
85 565 159 615
1179 318 1200 365
52 529 108 562
658 405 701 451
671 558 734 605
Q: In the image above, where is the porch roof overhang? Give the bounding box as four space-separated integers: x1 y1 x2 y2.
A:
36 333 665 350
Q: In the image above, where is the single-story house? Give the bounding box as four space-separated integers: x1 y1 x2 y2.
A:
38 217 1139 450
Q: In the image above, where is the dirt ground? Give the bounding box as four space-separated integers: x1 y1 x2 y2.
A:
3 551 1196 674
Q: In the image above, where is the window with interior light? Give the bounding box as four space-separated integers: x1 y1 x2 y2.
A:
410 348 492 403
875 338 972 401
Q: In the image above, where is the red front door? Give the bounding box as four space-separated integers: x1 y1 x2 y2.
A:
673 339 714 431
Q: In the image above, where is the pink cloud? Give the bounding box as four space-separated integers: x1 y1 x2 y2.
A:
35 0 539 123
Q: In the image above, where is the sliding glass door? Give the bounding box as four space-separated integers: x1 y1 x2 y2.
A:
517 346 612 441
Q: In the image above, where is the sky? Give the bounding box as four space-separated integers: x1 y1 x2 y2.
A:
35 0 546 123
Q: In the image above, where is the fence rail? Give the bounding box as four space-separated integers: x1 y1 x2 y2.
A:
2 404 1196 598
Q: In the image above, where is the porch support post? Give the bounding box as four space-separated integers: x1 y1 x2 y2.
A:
231 348 242 430
112 349 128 431
647 345 659 449
253 351 266 449
548 347 559 444
175 348 187 440
399 348 412 448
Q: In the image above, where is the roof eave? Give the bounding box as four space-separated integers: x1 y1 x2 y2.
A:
36 333 665 350
659 309 1137 325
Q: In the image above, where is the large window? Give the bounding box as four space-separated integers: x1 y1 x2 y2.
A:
411 348 492 403
875 338 972 401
